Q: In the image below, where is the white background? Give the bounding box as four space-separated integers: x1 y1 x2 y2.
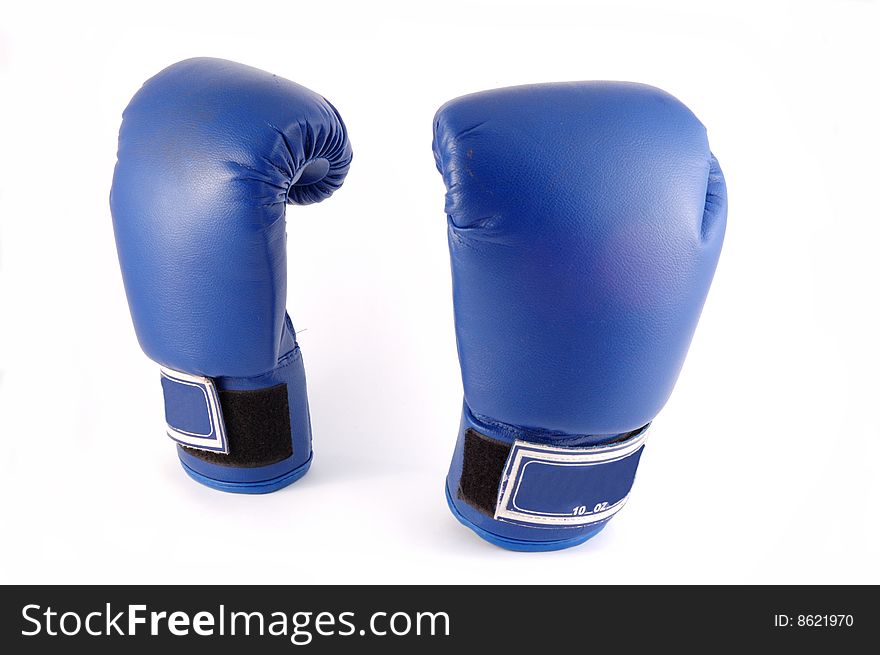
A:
1 0 878 584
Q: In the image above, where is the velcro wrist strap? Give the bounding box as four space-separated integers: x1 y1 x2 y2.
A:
494 427 648 528
458 425 648 529
159 366 294 467
160 367 228 453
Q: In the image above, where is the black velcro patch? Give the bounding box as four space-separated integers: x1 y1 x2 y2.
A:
183 384 292 467
458 429 512 516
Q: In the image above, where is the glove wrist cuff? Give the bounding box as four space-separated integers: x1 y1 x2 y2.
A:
158 348 313 493
446 406 648 550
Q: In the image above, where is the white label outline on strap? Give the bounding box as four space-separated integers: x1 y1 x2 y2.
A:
494 428 648 527
160 367 229 454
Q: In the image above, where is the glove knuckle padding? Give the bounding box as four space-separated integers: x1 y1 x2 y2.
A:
433 82 727 436
111 58 352 378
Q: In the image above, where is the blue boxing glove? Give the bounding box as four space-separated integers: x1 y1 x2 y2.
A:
111 58 351 493
433 83 726 550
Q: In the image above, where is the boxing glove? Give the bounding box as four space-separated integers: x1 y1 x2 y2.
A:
433 82 726 550
111 58 351 493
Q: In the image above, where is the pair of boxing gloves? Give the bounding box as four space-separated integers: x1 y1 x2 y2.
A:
111 58 726 551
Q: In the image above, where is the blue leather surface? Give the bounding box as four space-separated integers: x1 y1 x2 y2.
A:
112 57 351 377
433 82 726 548
111 58 351 488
